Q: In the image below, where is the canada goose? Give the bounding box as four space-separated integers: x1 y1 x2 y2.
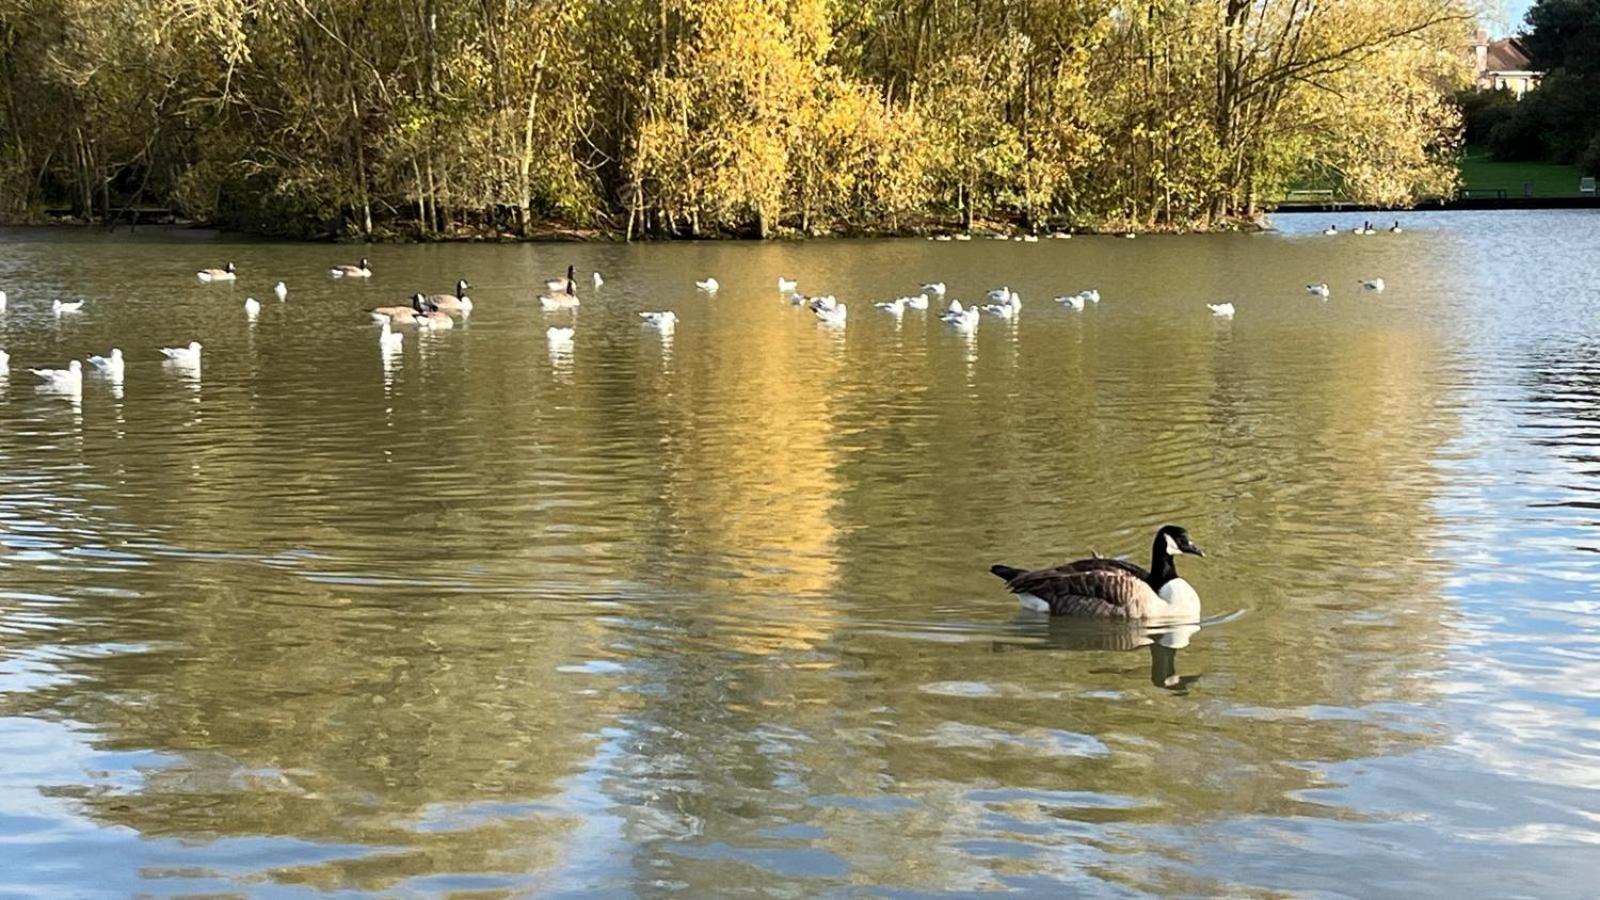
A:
641 311 677 332
196 262 236 282
875 298 907 317
813 300 847 327
274 281 288 301
369 295 421 324
920 281 946 297
159 342 203 367
992 524 1206 620
427 279 472 312
1056 294 1086 311
30 359 83 391
1360 278 1386 292
544 265 576 293
903 293 930 310
1323 225 1338 235
1389 220 1402 234
378 320 404 351
777 276 798 293
415 295 455 329
1208 302 1235 317
1306 282 1331 298
540 266 580 308
547 326 575 347
244 297 261 318
330 257 372 278
697 277 719 293
88 348 124 380
53 299 84 314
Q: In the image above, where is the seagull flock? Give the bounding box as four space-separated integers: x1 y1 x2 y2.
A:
0 223 1392 398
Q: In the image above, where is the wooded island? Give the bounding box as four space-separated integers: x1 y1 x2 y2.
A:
0 0 1471 239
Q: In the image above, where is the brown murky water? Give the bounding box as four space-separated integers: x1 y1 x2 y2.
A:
2 212 1599 895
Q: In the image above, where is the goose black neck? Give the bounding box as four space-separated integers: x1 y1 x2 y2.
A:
1148 534 1179 589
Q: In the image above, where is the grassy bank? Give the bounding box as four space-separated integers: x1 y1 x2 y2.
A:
1459 146 1587 197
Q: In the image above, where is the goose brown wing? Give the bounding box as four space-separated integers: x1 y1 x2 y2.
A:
1005 559 1158 619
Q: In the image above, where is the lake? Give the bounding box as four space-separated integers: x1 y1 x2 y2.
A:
1 212 1598 896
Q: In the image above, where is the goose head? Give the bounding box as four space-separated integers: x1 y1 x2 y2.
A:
1156 524 1204 560
456 279 469 299
225 262 236 274
1148 524 1201 578
360 257 370 270
411 292 428 312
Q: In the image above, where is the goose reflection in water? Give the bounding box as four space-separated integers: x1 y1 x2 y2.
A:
993 616 1239 692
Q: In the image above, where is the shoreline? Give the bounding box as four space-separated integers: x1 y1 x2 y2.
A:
3 212 1273 243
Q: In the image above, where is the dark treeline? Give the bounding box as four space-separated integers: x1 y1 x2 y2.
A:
0 0 1469 239
1462 0 1600 174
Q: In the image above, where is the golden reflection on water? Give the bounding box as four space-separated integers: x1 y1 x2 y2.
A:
2 216 1596 893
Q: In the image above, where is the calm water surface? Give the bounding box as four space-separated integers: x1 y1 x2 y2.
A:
1 212 1598 896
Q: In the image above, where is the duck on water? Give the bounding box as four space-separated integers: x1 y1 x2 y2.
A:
991 524 1206 621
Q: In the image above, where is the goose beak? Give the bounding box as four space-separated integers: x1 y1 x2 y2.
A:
1185 543 1205 558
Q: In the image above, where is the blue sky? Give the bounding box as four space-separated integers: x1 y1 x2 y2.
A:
1501 0 1534 34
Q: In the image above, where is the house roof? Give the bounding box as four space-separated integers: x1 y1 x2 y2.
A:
1485 37 1532 73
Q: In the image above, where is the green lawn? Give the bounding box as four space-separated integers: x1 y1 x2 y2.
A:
1459 146 1588 197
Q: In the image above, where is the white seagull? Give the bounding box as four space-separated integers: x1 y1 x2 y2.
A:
244 297 261 318
30 359 82 391
1360 278 1386 292
1307 283 1331 298
1056 294 1086 311
1208 302 1236 317
274 281 288 301
777 277 798 293
547 326 576 348
593 271 604 288
160 341 203 367
641 311 677 332
920 282 946 297
903 293 930 311
813 301 847 327
53 299 84 314
697 277 720 293
941 301 980 332
88 348 124 380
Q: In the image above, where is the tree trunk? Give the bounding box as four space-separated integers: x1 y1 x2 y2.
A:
518 43 550 238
